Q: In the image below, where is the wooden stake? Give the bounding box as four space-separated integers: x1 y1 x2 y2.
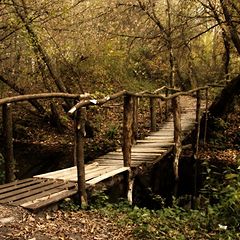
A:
122 94 134 167
157 99 163 123
203 88 209 146
133 97 139 144
127 171 134 205
172 96 182 195
75 107 88 208
165 88 169 119
192 90 201 209
150 97 157 132
2 103 15 183
195 90 201 157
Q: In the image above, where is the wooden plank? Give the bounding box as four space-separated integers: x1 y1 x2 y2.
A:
103 152 160 157
97 159 153 166
0 179 44 195
0 181 72 204
21 189 77 210
86 166 119 181
0 178 34 190
137 140 174 145
97 155 156 161
35 167 76 179
146 136 173 139
35 168 77 180
34 163 100 180
12 182 76 206
86 167 130 185
0 179 54 200
59 166 113 182
117 148 166 153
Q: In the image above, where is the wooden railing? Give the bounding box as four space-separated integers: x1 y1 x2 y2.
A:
0 93 89 184
68 85 222 206
0 85 224 207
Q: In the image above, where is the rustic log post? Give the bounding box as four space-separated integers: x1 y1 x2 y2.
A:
133 96 139 144
165 88 169 119
194 90 201 157
2 103 15 183
150 97 157 132
74 107 88 208
192 90 201 209
122 94 134 167
172 96 182 195
122 94 134 204
203 87 209 146
157 98 163 123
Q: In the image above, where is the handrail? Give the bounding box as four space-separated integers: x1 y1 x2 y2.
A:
68 86 209 115
0 92 90 106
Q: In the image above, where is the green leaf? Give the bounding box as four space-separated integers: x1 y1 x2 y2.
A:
225 173 238 180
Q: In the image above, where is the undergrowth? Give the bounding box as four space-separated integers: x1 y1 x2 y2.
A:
87 161 240 240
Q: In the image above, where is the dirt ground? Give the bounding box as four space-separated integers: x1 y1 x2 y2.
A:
0 204 134 240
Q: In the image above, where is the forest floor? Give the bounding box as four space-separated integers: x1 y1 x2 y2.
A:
0 98 239 240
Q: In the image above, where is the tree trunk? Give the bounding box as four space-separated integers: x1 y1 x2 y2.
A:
208 75 240 119
222 31 230 80
220 0 240 55
2 104 16 183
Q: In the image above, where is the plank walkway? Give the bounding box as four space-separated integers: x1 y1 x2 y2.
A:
0 97 202 211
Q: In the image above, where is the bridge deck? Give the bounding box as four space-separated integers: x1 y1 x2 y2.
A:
0 98 201 211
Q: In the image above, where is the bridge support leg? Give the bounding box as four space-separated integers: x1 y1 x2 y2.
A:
75 107 88 208
122 94 133 167
203 88 209 146
2 103 15 183
192 90 201 209
150 97 157 132
133 97 139 144
172 96 182 196
127 171 134 205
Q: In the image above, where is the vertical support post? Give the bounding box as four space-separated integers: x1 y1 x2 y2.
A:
150 97 157 132
203 87 209 146
195 90 201 157
157 98 163 124
172 96 182 195
74 107 88 208
165 88 169 119
133 96 139 144
122 94 134 204
2 103 15 183
122 94 134 167
192 90 201 209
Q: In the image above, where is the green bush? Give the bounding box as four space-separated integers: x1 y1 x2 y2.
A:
90 162 240 239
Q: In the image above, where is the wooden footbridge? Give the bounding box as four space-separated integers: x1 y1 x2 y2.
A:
0 86 215 211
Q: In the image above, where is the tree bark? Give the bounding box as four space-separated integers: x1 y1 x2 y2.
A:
172 96 182 196
208 74 240 119
220 0 240 55
2 104 16 183
75 107 88 208
122 94 134 167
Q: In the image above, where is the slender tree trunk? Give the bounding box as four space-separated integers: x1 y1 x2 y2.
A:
11 0 83 110
220 0 240 55
222 31 231 80
2 104 16 183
